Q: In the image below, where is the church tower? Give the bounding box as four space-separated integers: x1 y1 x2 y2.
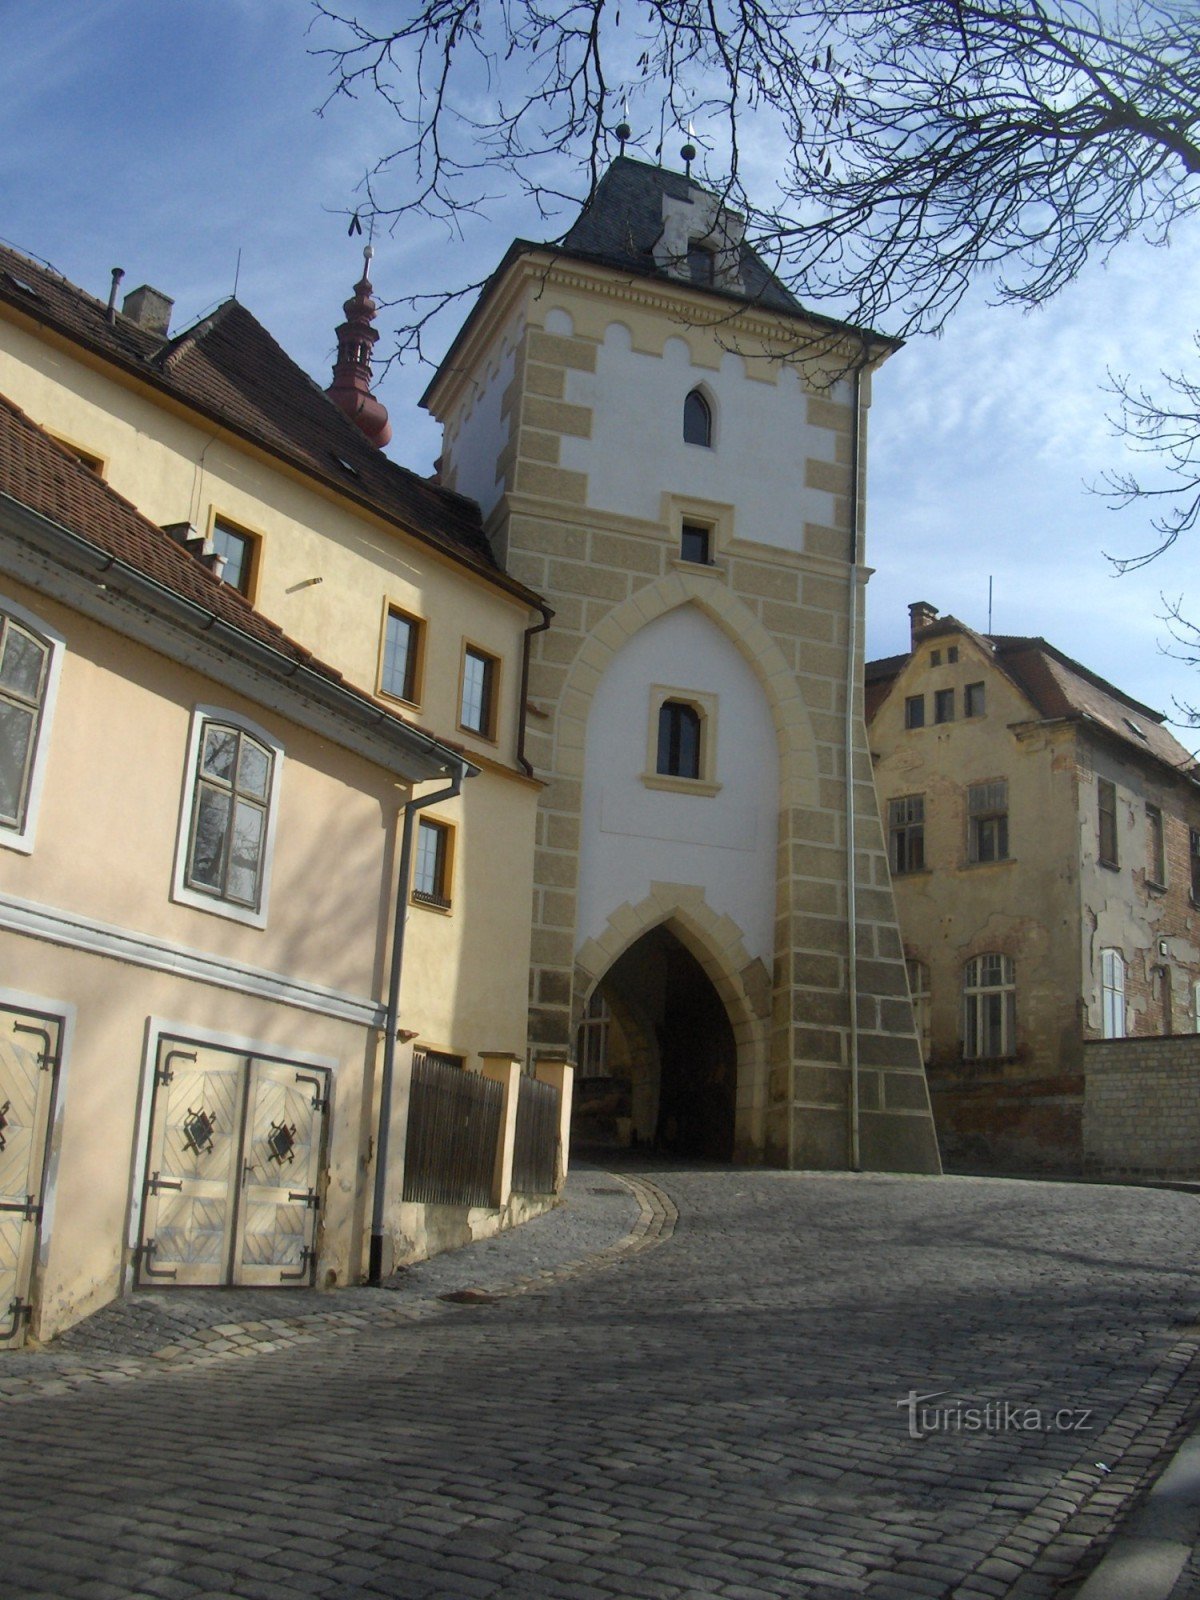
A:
424 156 940 1172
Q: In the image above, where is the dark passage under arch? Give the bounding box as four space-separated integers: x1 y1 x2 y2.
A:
573 924 736 1160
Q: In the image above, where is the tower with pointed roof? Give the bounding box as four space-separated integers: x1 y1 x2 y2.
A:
425 155 940 1172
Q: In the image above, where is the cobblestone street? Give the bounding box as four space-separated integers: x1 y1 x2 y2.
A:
5 1167 1200 1600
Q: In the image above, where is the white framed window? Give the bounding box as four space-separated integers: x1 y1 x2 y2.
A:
963 953 1016 1060
0 598 65 855
172 709 283 928
1100 948 1126 1039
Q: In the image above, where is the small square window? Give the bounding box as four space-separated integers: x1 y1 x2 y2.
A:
947 646 959 663
412 817 453 910
380 607 422 705
680 522 711 565
934 688 955 724
930 649 941 667
460 646 498 738
905 695 925 730
210 519 257 598
965 681 985 718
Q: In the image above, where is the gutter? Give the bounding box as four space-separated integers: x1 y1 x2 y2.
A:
845 358 866 1173
517 600 555 775
368 770 464 1285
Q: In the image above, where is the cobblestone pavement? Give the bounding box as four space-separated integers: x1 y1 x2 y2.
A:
5 1167 1200 1600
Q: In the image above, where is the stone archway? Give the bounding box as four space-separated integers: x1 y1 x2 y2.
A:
552 570 821 802
574 886 772 1161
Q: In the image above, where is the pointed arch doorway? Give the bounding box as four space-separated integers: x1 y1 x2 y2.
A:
573 925 737 1160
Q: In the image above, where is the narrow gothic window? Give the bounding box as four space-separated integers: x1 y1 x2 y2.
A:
683 389 712 448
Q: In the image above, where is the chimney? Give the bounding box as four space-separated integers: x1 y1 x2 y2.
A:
122 284 174 337
908 600 939 649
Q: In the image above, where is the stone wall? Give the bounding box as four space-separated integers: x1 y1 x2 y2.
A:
1084 1036 1200 1177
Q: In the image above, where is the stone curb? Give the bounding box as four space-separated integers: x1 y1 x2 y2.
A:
1070 1434 1200 1599
0 1169 678 1407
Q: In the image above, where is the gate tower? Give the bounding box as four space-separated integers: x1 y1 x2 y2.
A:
424 156 940 1172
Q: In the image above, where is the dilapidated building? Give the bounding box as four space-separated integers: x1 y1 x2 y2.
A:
867 601 1200 1170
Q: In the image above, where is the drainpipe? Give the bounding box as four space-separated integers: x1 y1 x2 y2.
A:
517 600 555 776
368 766 464 1285
845 356 866 1172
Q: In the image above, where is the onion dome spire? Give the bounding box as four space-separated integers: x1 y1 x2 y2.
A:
325 244 392 449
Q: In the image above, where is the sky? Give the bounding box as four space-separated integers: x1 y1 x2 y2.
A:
3 0 1198 741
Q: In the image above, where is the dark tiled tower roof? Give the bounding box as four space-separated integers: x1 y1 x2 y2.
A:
559 157 803 315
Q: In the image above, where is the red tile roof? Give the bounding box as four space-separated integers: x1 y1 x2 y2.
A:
0 244 537 604
865 619 1198 778
0 390 465 762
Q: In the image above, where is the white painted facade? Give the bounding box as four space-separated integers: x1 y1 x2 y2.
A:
442 339 516 519
559 323 840 539
576 605 779 964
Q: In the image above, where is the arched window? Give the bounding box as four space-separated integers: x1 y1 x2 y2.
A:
963 953 1015 1060
657 700 702 780
1100 948 1126 1038
683 389 712 448
906 958 931 1064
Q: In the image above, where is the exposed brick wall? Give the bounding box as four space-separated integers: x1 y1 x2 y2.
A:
928 1073 1082 1174
1084 1036 1200 1176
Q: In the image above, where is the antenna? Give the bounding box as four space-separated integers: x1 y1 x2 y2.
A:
232 247 242 299
988 575 993 635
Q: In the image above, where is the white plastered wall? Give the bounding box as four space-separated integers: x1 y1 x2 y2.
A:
559 323 840 540
441 340 518 518
577 605 779 965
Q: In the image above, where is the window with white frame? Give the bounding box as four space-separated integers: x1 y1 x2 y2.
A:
0 600 64 853
174 711 282 925
1100 948 1126 1039
963 953 1016 1060
210 519 257 598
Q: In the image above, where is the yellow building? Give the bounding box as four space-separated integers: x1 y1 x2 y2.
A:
867 601 1200 1170
0 244 560 1344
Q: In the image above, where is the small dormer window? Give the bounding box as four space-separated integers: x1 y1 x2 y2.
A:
687 243 715 285
683 389 712 448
